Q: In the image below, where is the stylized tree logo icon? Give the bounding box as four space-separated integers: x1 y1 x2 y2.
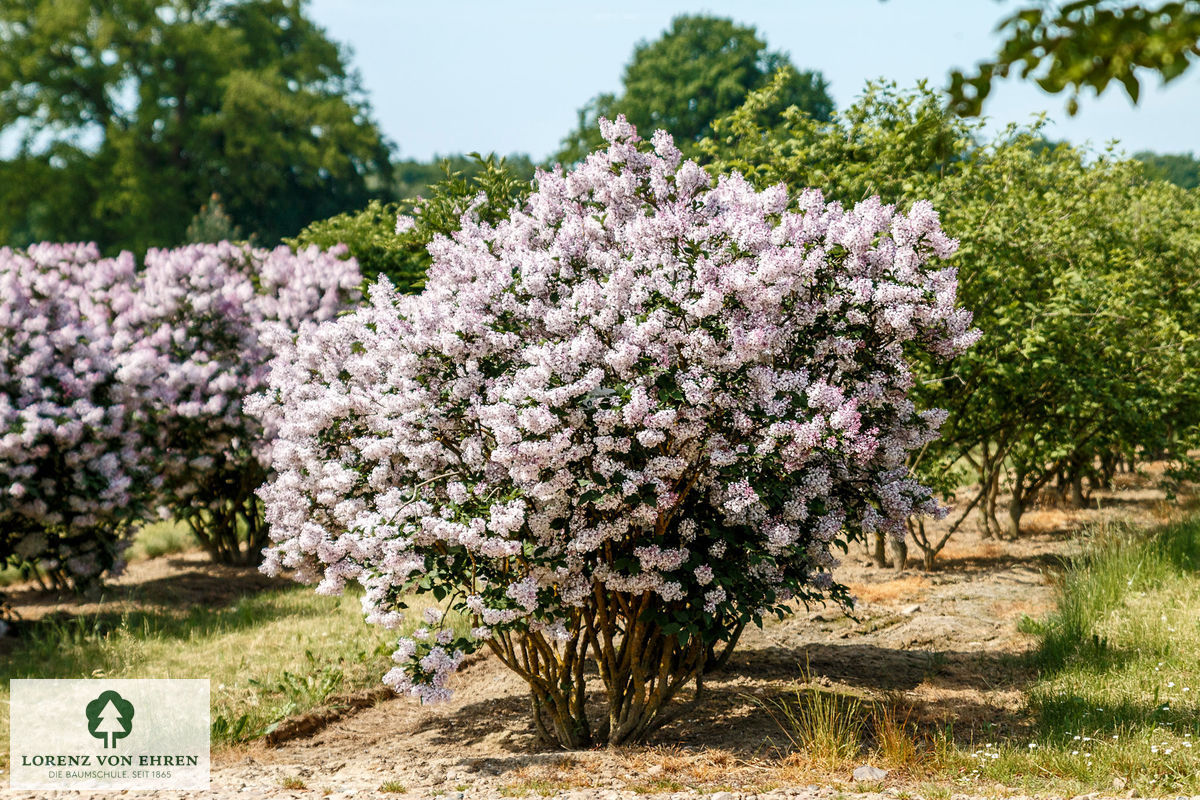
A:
86 690 134 749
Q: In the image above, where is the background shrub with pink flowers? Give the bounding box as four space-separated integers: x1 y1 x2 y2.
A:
121 243 361 564
0 244 156 589
0 241 361 585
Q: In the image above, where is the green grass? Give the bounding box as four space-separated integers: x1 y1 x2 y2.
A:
950 515 1200 795
0 583 466 767
126 519 195 561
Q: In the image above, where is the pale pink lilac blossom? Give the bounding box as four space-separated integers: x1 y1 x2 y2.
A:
256 117 977 700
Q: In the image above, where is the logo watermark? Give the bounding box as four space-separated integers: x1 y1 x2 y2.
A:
9 679 209 790
86 689 134 748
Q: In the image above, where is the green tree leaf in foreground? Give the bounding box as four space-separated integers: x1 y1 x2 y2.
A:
949 1 1200 117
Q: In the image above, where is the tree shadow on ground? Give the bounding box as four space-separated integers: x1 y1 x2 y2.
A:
3 558 286 623
416 639 1044 774
124 560 284 607
0 592 307 660
652 641 1038 751
0 560 296 658
933 549 1070 574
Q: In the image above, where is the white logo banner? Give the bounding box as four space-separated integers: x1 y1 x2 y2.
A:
9 679 210 790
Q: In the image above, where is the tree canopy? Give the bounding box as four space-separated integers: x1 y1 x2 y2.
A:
1134 150 1200 189
0 0 393 253
701 78 1200 563
949 1 1200 116
290 152 534 289
392 153 535 203
555 14 832 164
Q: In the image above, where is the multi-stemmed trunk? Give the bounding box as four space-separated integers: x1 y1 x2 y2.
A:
485 586 710 748
183 465 268 566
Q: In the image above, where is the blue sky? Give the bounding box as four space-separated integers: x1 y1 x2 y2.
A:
306 0 1199 163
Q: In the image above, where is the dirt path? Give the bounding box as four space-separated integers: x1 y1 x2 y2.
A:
128 529 1068 800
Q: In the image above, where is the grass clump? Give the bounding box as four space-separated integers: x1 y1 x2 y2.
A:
126 520 195 561
762 672 865 769
964 515 1200 795
870 698 921 770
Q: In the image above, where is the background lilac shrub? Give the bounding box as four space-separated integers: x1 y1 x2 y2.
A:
118 242 363 564
1 241 363 586
255 117 978 746
0 243 156 589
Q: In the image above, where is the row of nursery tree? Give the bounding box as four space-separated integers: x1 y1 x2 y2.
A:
0 242 361 587
296 78 1200 571
2 88 1197 753
3 82 1197 588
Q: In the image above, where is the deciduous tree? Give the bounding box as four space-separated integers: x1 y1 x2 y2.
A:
0 0 392 253
556 15 832 164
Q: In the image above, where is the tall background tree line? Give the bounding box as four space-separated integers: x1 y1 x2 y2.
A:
2 3 1196 253
0 7 835 253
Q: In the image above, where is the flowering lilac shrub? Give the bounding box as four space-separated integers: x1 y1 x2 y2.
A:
0 243 155 588
120 243 362 564
255 118 977 746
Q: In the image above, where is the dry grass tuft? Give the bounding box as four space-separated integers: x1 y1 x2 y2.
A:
869 696 922 771
846 575 929 605
938 538 1006 563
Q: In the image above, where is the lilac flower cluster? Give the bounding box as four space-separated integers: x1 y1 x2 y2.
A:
0 244 152 584
1 241 361 581
119 243 360 560
256 117 977 704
